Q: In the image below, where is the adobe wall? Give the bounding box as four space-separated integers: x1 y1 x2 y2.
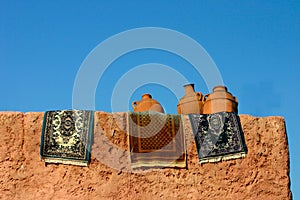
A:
0 111 292 200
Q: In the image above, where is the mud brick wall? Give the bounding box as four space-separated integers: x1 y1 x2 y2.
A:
0 112 292 199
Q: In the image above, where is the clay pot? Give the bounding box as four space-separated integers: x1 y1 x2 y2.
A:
202 86 238 114
132 94 164 113
177 84 204 114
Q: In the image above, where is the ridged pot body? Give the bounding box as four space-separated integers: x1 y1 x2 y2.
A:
132 94 164 113
203 86 238 114
177 84 204 114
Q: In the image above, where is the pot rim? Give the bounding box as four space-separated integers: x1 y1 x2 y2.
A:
183 83 195 87
142 93 152 98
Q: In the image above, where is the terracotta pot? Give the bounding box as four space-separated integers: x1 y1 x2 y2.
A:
177 84 204 114
132 94 164 113
203 86 238 114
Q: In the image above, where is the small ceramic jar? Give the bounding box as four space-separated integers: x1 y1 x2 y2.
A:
203 86 238 114
132 94 164 113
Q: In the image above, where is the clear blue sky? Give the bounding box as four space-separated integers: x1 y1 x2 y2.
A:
1 0 299 197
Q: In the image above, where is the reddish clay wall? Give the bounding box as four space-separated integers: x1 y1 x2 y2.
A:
0 112 292 199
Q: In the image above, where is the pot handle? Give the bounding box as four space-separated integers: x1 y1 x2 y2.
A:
196 92 203 101
203 94 210 102
234 96 238 103
132 101 139 109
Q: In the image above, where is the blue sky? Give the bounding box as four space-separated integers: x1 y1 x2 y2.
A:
1 0 299 197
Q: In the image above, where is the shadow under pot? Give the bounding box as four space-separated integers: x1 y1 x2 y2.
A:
132 94 164 113
177 84 204 114
203 86 238 114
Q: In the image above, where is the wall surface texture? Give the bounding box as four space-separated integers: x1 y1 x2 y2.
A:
0 112 292 200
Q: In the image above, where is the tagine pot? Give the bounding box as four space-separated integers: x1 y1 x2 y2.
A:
202 86 238 114
132 94 164 113
177 84 204 114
